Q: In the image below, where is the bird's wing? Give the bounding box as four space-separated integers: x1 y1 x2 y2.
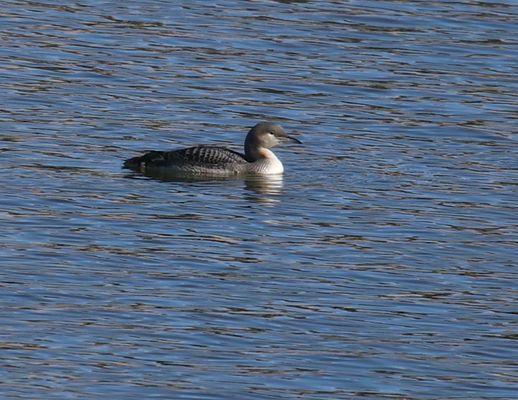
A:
124 146 247 170
168 146 248 165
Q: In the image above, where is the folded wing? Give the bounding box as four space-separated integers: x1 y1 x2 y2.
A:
123 146 248 170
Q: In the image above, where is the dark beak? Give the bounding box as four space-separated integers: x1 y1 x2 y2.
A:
285 135 302 144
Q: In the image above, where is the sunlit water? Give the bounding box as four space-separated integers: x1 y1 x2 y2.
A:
1 1 517 399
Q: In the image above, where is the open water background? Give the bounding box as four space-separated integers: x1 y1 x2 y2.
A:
1 1 517 399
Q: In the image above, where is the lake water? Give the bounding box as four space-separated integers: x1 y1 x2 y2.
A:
1 1 517 399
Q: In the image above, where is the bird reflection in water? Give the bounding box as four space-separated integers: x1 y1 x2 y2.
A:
243 174 283 204
125 170 284 204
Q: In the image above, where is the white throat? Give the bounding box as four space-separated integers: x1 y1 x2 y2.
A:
255 148 284 174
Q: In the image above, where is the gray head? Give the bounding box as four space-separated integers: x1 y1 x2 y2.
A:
244 121 301 161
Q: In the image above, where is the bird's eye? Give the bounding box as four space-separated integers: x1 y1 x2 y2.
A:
268 131 275 136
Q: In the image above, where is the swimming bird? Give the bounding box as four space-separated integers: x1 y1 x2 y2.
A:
123 121 301 176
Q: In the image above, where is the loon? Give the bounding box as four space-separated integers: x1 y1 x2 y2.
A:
123 121 301 176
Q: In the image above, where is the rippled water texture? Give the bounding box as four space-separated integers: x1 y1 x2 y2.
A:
1 1 517 399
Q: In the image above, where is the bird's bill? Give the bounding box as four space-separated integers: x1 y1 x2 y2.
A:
285 135 302 144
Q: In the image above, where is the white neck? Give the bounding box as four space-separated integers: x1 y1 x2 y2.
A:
253 148 284 174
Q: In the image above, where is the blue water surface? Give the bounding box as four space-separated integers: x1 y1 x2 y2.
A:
0 1 517 399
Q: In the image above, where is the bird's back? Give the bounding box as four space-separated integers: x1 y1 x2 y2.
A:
123 145 249 175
